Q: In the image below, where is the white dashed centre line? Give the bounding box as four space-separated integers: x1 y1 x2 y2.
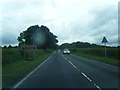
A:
94 84 102 90
65 57 67 60
68 61 78 69
62 54 101 90
81 72 101 90
81 72 87 78
81 72 92 82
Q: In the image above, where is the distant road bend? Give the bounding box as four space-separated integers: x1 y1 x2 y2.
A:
13 51 119 89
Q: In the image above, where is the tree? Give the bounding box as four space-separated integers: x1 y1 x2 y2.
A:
17 25 58 49
8 45 12 48
3 46 7 48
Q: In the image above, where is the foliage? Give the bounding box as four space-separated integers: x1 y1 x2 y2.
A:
3 46 7 48
60 41 101 49
70 47 119 60
8 45 12 48
2 48 54 65
2 48 23 65
17 25 58 49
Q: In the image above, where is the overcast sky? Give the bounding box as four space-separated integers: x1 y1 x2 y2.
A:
0 0 119 46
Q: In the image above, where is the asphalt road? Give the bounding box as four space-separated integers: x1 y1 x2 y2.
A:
13 51 119 89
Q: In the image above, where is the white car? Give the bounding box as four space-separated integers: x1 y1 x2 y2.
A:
63 49 70 54
58 49 61 51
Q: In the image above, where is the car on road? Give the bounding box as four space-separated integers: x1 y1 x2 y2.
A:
58 49 61 51
63 49 70 54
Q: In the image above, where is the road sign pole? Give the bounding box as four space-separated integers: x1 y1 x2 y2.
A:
101 36 108 59
105 43 106 58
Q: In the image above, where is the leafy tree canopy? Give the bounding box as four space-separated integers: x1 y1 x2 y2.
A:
17 25 58 49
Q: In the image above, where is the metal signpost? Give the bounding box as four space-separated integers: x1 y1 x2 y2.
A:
101 36 108 58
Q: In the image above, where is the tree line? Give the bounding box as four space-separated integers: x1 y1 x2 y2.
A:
2 24 119 49
60 41 105 49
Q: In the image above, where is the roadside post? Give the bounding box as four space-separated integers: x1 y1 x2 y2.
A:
21 45 37 61
101 36 108 58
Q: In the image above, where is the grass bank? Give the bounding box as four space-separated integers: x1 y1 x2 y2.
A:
2 48 53 87
69 48 119 67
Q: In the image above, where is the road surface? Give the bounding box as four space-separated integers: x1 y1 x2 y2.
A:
13 51 119 89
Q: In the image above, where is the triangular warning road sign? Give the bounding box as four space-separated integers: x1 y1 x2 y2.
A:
102 36 108 43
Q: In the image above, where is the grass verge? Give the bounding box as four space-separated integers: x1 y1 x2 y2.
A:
2 49 53 87
72 52 120 67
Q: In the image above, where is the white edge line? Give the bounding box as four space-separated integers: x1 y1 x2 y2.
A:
13 52 53 88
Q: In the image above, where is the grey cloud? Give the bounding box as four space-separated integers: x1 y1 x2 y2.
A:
89 6 117 30
2 33 18 45
64 6 118 46
1 0 118 46
89 6 118 45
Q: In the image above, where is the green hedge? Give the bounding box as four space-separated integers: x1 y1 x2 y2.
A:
2 48 53 65
2 48 23 65
70 48 119 60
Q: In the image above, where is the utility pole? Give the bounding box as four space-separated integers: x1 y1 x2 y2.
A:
101 36 108 58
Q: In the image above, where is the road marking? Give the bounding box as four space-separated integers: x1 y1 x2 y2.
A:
63 53 102 90
81 72 92 82
69 61 78 69
81 72 101 90
62 53 102 90
60 52 68 61
60 53 66 60
81 72 87 78
94 84 102 90
13 53 52 88
65 57 67 60
62 54 77 69
86 77 92 82
61 54 64 58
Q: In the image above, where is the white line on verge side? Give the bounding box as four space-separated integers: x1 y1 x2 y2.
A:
13 52 53 88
